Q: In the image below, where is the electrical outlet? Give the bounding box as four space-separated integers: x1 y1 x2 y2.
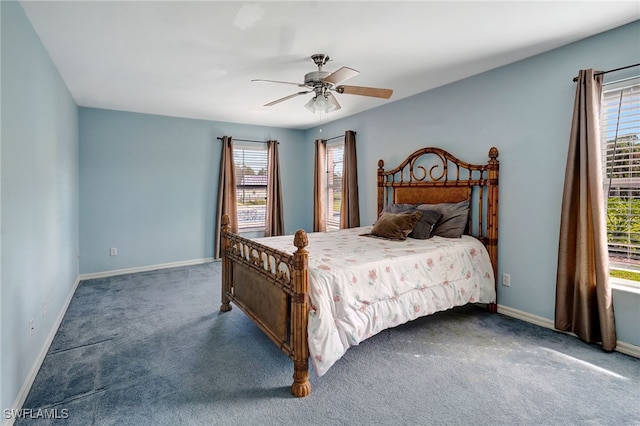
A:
29 319 35 337
502 273 511 287
110 247 118 256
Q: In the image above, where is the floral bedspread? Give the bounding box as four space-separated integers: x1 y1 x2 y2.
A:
253 226 496 376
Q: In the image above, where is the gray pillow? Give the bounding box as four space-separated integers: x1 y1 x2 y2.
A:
381 203 416 214
417 199 470 238
409 209 442 239
370 211 423 241
382 203 440 239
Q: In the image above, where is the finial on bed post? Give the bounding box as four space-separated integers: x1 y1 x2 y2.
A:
220 214 233 313
486 147 499 314
377 159 385 216
221 214 231 238
291 229 311 397
489 146 499 161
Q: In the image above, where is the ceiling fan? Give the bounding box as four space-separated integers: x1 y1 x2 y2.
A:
252 54 393 113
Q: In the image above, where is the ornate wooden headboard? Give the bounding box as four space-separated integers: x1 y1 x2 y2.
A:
377 146 499 284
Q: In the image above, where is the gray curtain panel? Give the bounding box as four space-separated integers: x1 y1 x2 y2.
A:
214 136 238 259
265 140 284 237
340 130 360 229
555 69 616 351
313 139 327 232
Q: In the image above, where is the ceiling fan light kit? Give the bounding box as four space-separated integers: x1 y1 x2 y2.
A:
304 94 339 114
253 54 393 113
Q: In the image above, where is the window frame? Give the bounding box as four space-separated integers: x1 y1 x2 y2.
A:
600 76 640 292
325 138 345 231
233 142 268 231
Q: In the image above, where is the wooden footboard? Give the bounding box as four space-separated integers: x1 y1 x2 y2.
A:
219 214 311 397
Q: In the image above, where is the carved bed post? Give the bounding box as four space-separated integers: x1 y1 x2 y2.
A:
486 147 499 314
220 214 233 313
377 159 385 216
290 230 311 397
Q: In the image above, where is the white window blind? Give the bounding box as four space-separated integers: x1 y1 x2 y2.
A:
601 78 640 274
234 144 268 229
326 140 344 231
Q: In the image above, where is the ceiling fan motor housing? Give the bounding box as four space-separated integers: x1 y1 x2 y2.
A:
304 71 331 86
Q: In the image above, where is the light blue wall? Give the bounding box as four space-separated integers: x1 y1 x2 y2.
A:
1 1 79 415
79 108 310 274
304 20 640 347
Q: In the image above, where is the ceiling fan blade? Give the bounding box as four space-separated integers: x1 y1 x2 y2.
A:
336 85 393 99
323 67 359 85
264 91 311 106
252 79 305 87
327 93 342 111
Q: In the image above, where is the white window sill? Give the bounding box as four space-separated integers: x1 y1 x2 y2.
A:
611 278 640 295
238 227 266 239
238 226 265 232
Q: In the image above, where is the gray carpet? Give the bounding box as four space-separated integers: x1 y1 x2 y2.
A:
16 262 640 425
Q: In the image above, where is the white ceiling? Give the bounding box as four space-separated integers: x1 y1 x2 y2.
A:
20 1 640 130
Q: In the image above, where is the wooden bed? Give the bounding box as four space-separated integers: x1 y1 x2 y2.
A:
219 146 499 397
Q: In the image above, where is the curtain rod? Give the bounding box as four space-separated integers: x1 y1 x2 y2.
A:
325 130 356 142
216 137 272 144
572 63 640 82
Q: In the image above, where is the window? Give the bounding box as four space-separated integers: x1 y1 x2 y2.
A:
234 143 268 229
326 140 344 230
601 77 640 286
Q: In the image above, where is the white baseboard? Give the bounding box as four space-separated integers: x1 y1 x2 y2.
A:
79 257 215 281
4 276 81 426
497 305 555 328
497 304 640 359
